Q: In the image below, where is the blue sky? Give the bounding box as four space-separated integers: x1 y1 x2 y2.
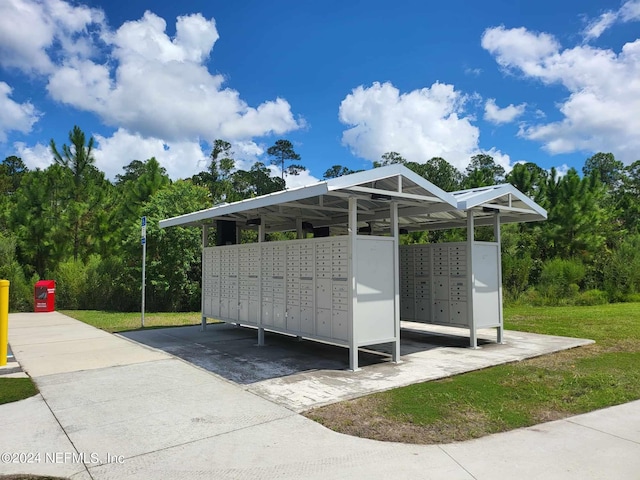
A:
1 0 639 186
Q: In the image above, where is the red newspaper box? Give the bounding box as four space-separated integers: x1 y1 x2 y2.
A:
35 280 56 312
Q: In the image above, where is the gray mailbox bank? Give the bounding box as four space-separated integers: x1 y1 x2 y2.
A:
160 164 546 370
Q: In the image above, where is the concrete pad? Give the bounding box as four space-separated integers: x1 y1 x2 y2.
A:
4 311 639 480
566 399 640 444
35 358 295 460
10 311 87 328
123 322 593 411
121 324 389 384
87 414 474 480
0 352 27 378
441 415 640 480
9 317 107 346
70 471 94 480
0 395 87 478
8 312 170 377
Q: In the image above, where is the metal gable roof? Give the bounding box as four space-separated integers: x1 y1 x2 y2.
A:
159 165 547 233
159 165 458 231
449 184 547 228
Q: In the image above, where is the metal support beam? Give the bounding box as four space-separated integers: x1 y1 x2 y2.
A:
348 196 359 371
494 212 504 344
257 218 265 346
296 217 303 239
348 185 442 202
467 212 478 349
295 216 303 342
390 201 401 364
201 225 209 331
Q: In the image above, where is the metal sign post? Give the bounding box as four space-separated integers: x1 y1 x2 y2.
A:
141 216 147 328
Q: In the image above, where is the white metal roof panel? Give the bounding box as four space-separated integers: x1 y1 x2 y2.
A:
159 165 547 231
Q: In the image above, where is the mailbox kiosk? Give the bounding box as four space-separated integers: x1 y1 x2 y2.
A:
159 165 547 370
35 280 56 312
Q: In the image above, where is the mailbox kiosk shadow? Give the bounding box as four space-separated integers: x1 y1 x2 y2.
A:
121 322 490 385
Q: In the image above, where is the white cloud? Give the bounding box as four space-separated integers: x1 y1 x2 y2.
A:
339 81 485 171
112 11 218 64
283 169 320 189
13 141 51 170
43 9 302 143
481 26 560 78
482 147 513 175
0 0 55 73
552 164 571 178
338 82 513 173
483 26 640 163
0 82 41 141
620 0 640 21
0 2 301 152
582 1 640 41
583 12 618 41
91 129 315 186
93 128 209 180
234 140 264 160
15 129 209 179
484 98 526 125
0 0 104 74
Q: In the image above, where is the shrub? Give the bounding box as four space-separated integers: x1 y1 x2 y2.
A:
0 233 32 312
49 259 88 310
603 235 640 301
47 255 139 311
537 258 586 305
575 289 608 306
502 252 533 298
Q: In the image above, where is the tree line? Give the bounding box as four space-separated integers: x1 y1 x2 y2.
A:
1 126 638 312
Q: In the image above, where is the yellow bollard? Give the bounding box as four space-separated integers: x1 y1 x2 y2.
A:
0 279 9 367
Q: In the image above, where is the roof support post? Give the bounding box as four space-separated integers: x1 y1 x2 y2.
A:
467 211 478 349
348 196 359 371
296 217 303 239
201 225 209 331
257 218 265 346
493 211 504 344
390 201 401 364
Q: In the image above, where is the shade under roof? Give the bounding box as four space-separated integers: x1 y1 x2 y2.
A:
159 165 547 233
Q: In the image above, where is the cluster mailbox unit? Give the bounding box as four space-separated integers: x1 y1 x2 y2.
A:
399 241 502 347
202 236 396 353
160 164 546 370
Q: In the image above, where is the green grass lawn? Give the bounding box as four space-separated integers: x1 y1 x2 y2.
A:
306 302 640 443
0 378 39 405
61 310 204 333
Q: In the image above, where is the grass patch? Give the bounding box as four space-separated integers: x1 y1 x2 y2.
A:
0 378 39 405
61 310 204 333
306 302 640 444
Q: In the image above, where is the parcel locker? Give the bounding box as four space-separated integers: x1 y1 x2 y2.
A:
316 308 331 337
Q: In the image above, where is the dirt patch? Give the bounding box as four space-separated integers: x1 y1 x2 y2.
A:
307 395 505 444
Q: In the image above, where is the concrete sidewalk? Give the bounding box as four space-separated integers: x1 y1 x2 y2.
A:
2 312 639 479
